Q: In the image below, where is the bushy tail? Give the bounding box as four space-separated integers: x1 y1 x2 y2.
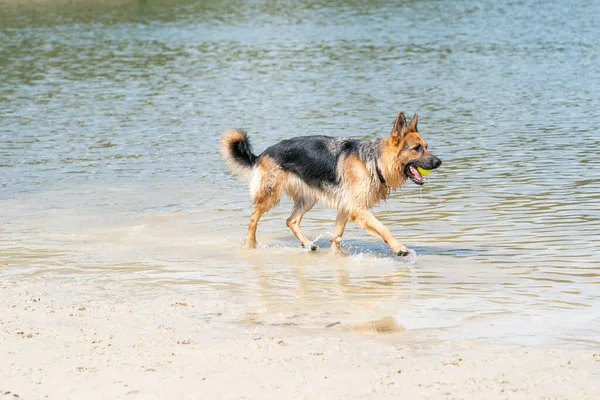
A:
220 129 257 178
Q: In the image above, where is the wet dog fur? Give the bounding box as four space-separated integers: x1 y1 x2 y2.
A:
221 112 442 256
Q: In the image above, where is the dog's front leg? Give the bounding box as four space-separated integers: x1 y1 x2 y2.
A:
350 210 409 256
330 211 349 256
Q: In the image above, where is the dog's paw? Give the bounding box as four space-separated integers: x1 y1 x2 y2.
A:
243 239 258 249
331 247 346 257
302 242 318 252
396 249 409 257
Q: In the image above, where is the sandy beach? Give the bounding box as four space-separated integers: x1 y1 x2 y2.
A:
2 274 599 400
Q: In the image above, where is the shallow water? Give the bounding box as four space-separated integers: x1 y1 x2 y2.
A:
1 0 599 347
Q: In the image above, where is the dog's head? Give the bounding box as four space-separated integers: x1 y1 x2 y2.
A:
389 112 442 186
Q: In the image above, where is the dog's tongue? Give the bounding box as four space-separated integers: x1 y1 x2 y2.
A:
409 165 424 183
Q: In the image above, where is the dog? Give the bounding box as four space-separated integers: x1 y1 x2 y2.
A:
221 112 442 256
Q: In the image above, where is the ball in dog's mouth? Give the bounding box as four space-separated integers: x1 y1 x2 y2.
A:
405 164 425 186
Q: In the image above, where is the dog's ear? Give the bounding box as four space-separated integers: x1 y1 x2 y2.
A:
407 112 418 132
390 112 407 144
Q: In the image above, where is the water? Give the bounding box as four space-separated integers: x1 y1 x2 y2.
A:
1 0 599 347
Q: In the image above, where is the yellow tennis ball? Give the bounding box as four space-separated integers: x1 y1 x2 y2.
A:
417 167 431 176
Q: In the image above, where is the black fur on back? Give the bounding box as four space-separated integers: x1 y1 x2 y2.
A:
229 130 257 168
260 136 377 189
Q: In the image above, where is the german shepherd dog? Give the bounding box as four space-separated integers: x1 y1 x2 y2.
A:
221 112 442 256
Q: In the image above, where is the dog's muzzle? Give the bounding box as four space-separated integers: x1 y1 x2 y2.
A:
405 156 442 186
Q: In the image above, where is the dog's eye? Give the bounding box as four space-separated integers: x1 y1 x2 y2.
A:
412 145 422 152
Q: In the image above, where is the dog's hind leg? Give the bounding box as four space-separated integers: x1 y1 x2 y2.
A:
247 190 281 247
286 198 317 251
246 206 267 248
330 211 349 255
246 160 283 248
350 210 409 256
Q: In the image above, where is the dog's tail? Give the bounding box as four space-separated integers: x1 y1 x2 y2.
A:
221 129 258 178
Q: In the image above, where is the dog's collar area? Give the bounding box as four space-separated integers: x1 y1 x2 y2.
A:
375 165 387 186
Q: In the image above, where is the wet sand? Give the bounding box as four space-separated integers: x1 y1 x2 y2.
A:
2 275 599 400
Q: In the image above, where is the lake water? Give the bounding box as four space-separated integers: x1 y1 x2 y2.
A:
1 0 599 347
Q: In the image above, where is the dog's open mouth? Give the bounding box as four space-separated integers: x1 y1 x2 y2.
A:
405 164 425 186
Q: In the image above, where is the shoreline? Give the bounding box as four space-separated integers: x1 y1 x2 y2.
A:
1 275 599 399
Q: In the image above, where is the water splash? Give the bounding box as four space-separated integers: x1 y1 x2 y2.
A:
405 248 418 264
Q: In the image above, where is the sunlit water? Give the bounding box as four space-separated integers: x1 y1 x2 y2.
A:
1 0 599 347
